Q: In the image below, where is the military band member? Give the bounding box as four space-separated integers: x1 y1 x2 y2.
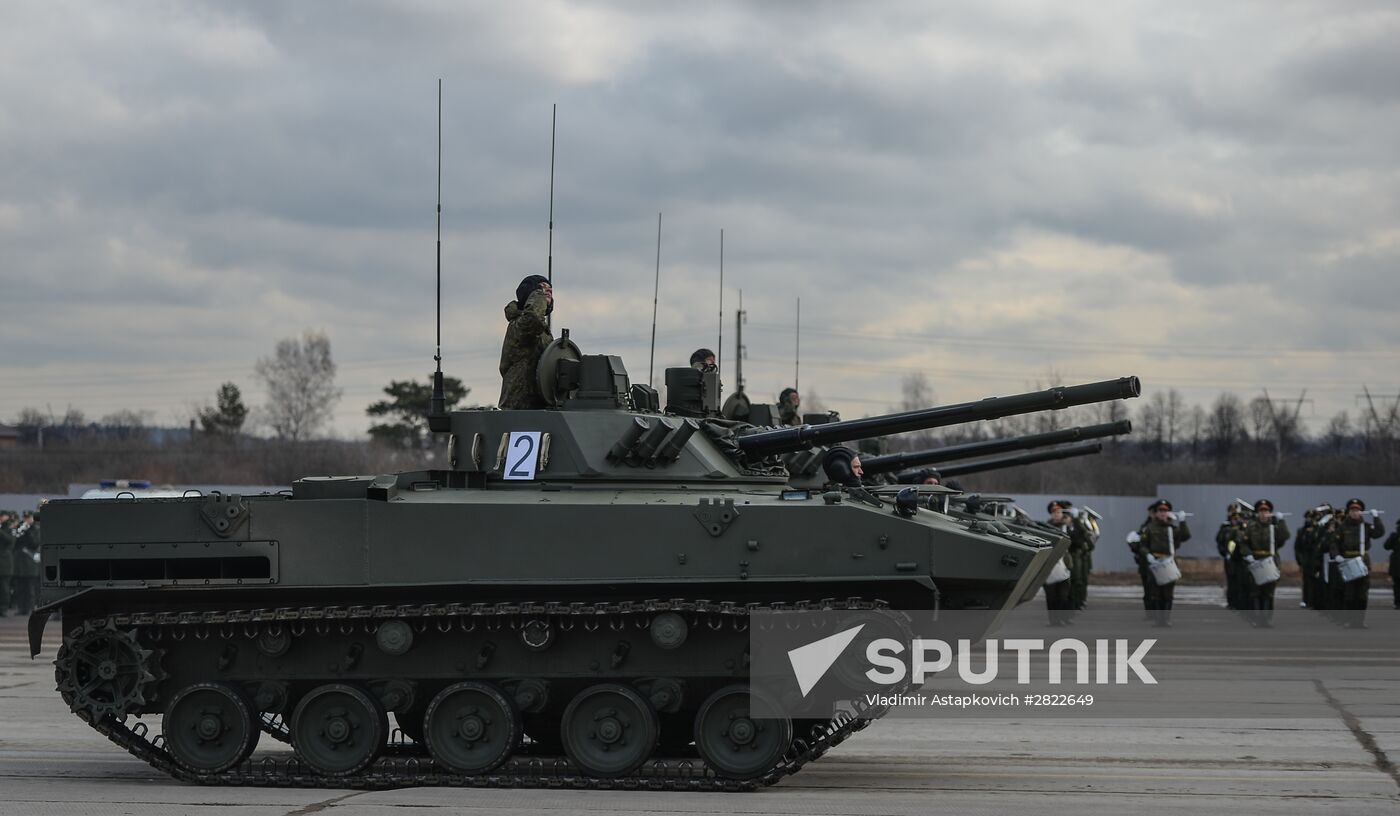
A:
1294 507 1323 610
1330 498 1384 626
1240 499 1289 627
1384 519 1400 610
1043 501 1078 626
0 510 13 615
13 512 40 616
1215 505 1250 610
1131 499 1191 627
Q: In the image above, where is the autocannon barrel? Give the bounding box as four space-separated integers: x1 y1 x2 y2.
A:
735 376 1139 459
861 419 1131 474
935 441 1104 478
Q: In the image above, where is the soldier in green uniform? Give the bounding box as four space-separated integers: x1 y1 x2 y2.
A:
1214 504 1250 610
498 275 554 409
0 510 14 615
1331 498 1384 626
1043 501 1078 626
1384 519 1400 609
1240 499 1289 627
13 512 40 616
777 388 801 427
1130 499 1191 627
1294 507 1322 610
1061 502 1095 610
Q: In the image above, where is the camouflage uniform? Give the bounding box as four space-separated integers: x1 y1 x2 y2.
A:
498 289 553 410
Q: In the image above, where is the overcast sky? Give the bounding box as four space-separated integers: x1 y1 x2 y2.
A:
2 0 1398 437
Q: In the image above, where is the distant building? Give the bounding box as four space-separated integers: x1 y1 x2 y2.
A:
0 424 18 449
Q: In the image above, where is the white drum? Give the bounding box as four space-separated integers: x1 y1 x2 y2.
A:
1045 558 1071 585
1340 557 1369 583
1148 555 1181 586
1247 557 1281 586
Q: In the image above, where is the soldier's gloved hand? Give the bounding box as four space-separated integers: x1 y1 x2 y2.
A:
1126 532 1141 544
1243 554 1255 564
1370 509 1383 519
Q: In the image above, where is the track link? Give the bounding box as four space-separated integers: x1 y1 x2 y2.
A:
57 598 890 791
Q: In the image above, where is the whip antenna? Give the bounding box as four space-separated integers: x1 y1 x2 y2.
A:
649 212 662 385
795 296 801 391
428 79 448 429
546 103 556 330
717 228 724 385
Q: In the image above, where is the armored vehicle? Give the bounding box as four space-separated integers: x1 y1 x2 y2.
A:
31 335 1138 790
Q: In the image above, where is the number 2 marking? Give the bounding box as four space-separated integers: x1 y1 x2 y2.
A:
504 432 542 480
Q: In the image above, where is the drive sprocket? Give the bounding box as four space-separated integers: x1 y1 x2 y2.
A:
55 619 158 720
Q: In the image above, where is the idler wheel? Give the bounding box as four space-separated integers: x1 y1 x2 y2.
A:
560 684 658 778
290 683 387 776
694 685 792 781
423 682 520 774
163 682 260 774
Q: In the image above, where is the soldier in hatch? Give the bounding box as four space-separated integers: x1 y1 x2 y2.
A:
689 348 716 371
777 388 801 427
499 275 554 409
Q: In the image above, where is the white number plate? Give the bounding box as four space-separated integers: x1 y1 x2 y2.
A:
503 431 543 480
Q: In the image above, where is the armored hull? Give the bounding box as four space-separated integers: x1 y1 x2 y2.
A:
31 365 1136 789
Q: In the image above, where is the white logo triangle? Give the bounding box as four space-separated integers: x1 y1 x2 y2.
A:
787 624 865 697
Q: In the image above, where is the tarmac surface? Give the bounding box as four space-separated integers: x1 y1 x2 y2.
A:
2 585 1398 815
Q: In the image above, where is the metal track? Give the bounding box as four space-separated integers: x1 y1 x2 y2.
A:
57 598 890 791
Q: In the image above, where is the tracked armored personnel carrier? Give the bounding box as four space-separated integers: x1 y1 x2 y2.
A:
31 336 1138 790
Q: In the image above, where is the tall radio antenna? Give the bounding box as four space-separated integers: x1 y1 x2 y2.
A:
649 212 662 385
546 103 557 331
794 296 801 391
717 228 724 384
428 79 448 429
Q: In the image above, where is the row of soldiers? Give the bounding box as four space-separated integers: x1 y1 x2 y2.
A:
1216 497 1395 627
0 509 42 617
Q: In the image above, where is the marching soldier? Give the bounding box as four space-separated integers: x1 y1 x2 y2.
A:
1043 501 1079 626
1215 504 1250 610
0 510 14 615
13 511 40 616
1330 498 1384 627
1385 519 1400 609
1240 499 1289 627
1130 499 1191 627
498 275 554 409
1063 502 1096 611
1294 507 1322 609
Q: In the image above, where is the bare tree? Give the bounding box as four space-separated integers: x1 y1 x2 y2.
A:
899 372 933 412
1206 392 1247 458
1187 405 1207 459
1324 410 1353 451
254 330 342 441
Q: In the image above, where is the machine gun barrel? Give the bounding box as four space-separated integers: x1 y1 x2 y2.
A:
935 441 1104 478
860 419 1131 474
735 376 1139 459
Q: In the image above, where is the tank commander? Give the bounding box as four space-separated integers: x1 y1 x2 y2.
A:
689 348 716 371
777 388 801 426
498 275 554 409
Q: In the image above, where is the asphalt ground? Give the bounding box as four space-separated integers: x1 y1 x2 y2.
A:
1 585 1397 816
